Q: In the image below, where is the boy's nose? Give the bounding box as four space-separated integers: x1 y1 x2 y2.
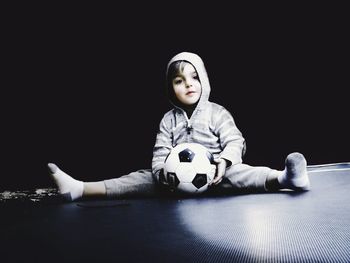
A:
186 81 192 88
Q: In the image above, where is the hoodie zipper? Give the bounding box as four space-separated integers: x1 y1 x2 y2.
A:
182 110 193 135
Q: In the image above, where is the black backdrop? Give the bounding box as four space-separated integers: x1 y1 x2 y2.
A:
2 4 349 191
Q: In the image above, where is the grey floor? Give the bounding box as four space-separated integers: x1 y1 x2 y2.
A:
1 163 350 263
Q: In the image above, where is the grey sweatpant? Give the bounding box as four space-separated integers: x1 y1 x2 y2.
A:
104 164 278 198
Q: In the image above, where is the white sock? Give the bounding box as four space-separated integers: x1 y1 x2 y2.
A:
278 152 310 191
48 163 84 201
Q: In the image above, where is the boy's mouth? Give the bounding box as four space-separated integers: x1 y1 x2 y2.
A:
186 91 196 95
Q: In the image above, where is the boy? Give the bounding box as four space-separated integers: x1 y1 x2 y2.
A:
48 52 310 201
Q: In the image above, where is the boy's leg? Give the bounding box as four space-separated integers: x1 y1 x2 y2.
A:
214 152 310 193
48 163 84 201
218 163 272 193
103 169 157 198
84 181 107 196
48 163 157 201
268 152 310 191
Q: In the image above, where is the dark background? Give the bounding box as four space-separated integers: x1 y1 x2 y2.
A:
2 4 349 191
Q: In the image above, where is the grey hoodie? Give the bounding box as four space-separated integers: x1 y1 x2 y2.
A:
151 52 246 183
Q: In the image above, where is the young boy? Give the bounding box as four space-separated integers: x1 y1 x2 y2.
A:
48 52 310 201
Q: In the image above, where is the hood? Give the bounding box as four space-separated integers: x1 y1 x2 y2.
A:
166 52 211 113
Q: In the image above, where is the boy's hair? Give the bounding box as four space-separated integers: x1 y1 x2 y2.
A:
167 60 188 81
166 60 201 107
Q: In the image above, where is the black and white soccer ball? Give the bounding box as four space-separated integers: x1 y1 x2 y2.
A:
162 143 216 194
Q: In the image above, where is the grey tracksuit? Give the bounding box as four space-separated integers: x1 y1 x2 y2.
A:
104 52 277 198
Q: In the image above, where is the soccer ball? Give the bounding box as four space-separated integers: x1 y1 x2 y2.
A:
162 143 216 195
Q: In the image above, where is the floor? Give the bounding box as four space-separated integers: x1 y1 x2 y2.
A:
1 163 350 263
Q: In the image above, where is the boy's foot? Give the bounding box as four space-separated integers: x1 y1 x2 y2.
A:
278 152 311 191
48 163 84 201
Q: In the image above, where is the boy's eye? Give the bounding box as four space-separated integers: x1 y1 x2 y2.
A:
174 79 182 84
192 74 199 80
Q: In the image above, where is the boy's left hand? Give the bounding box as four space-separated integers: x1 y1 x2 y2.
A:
210 158 227 186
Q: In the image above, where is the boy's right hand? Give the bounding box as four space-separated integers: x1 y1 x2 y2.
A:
159 168 168 185
159 168 176 192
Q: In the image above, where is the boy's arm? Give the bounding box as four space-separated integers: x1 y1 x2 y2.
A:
215 108 246 167
152 117 173 184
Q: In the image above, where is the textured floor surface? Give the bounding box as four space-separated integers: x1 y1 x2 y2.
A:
1 163 349 263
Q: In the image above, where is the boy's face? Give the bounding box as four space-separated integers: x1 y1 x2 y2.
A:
172 63 202 106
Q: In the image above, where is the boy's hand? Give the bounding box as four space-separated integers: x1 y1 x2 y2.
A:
209 158 227 186
159 168 176 192
159 168 168 185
